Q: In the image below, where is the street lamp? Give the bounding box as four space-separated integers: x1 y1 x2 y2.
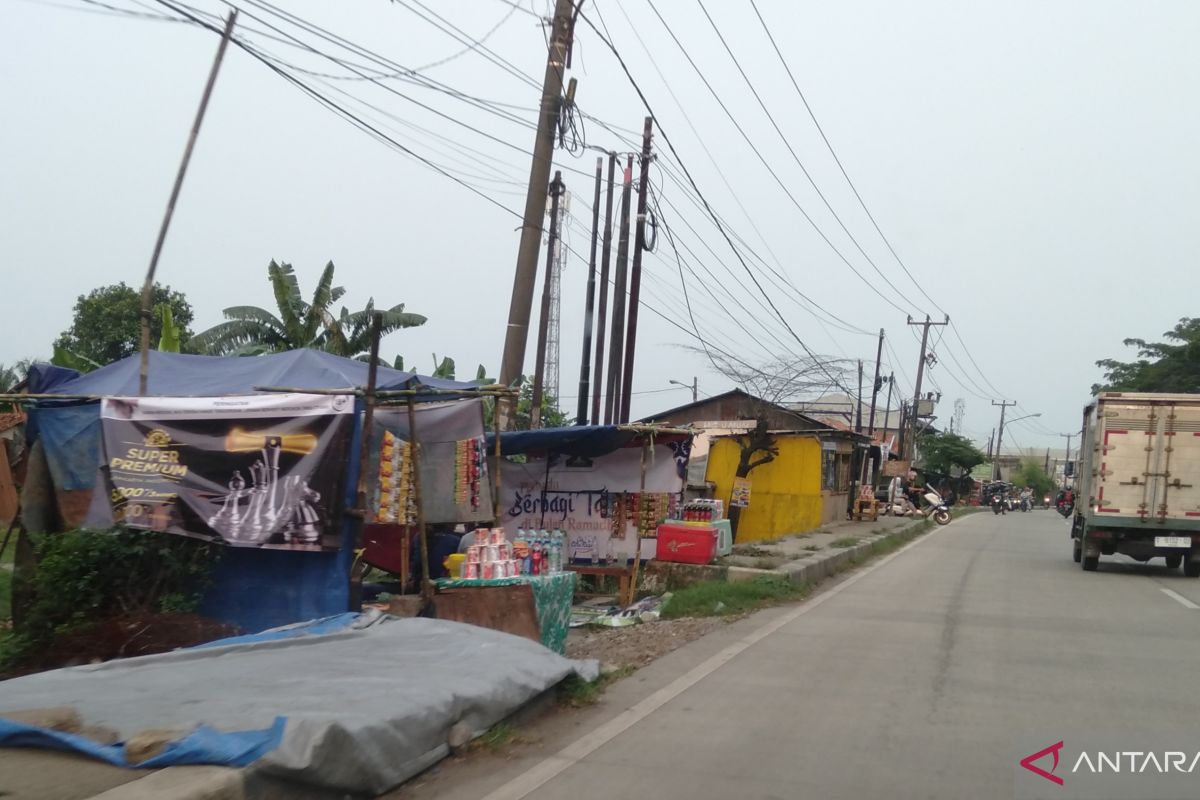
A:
993 412 1040 481
669 377 698 403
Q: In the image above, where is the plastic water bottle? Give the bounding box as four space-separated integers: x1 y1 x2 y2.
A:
553 530 564 573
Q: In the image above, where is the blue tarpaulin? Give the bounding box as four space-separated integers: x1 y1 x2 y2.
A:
42 348 476 397
488 424 689 458
24 349 479 633
0 717 285 769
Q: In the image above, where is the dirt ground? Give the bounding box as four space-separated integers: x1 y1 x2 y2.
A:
2 612 238 679
565 616 729 668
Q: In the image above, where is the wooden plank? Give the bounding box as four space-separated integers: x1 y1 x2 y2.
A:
432 584 541 644
0 440 16 525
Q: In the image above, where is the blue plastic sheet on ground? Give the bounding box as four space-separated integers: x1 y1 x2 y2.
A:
194 612 362 648
0 716 285 768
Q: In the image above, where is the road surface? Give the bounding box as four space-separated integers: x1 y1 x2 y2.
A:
397 510 1200 800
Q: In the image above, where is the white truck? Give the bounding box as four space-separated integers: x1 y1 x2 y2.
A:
1073 392 1200 574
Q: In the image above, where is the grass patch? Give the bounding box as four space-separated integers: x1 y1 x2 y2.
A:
802 545 822 552
558 665 637 708
0 568 10 623
661 575 809 619
829 537 861 549
753 556 786 570
730 544 775 558
475 723 523 752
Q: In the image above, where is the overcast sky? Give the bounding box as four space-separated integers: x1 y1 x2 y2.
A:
5 0 1199 449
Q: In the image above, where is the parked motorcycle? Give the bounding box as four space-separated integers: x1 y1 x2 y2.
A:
921 488 953 525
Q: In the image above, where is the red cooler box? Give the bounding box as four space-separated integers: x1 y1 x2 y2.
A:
656 523 718 565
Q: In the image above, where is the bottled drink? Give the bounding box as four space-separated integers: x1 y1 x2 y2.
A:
531 535 543 576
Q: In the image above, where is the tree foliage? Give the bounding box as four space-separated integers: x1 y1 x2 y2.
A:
191 261 426 358
1094 318 1200 393
1009 458 1057 498
917 431 987 476
0 359 34 393
54 282 194 369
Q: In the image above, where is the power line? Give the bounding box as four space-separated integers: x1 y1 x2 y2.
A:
641 0 910 317
576 9 854 394
694 0 926 316
747 0 942 316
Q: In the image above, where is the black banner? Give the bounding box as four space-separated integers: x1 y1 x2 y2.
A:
98 394 354 550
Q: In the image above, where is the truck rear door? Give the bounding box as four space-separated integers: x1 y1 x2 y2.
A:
1160 401 1200 523
1095 401 1160 520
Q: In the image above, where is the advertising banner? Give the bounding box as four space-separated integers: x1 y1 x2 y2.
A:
368 399 494 525
98 393 353 550
730 477 751 508
498 442 688 561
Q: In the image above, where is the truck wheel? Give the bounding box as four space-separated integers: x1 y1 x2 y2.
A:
1082 553 1099 572
1185 561 1200 578
1073 539 1082 563
1166 554 1183 570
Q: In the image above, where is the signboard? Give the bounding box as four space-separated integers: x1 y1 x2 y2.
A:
730 477 751 508
97 394 353 550
368 399 494 525
499 442 688 561
882 459 910 478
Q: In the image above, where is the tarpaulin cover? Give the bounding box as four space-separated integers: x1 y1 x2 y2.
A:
489 424 689 459
40 349 478 398
24 350 481 632
0 615 598 796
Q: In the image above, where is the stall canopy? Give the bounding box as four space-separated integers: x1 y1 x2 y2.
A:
488 424 690 459
23 349 481 634
37 349 477 398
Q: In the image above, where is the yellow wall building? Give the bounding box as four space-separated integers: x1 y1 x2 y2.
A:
706 432 858 542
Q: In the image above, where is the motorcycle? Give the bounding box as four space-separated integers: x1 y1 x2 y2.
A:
1019 495 1033 512
991 494 1005 515
1005 496 1018 513
920 488 953 525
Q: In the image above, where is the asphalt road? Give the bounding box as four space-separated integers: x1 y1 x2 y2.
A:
400 510 1200 800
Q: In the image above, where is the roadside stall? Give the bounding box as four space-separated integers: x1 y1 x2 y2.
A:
13 349 483 634
487 424 693 611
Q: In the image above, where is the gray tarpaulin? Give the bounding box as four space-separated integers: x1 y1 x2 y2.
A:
0 615 598 796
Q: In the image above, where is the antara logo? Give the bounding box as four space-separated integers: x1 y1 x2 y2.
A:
1021 741 1065 786
1020 741 1200 786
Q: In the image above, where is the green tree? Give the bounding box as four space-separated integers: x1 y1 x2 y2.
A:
191 261 425 358
1009 458 1057 498
1094 318 1200 393
917 431 987 476
55 283 194 369
0 360 34 392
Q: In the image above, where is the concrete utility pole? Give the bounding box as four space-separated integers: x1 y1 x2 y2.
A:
1060 432 1075 488
991 401 1016 481
497 0 577 428
575 158 603 425
619 117 654 424
669 377 698 402
905 315 949 459
530 172 564 428
604 158 634 424
590 153 617 426
867 329 885 435
138 10 237 396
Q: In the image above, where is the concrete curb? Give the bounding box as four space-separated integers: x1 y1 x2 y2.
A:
645 514 947 592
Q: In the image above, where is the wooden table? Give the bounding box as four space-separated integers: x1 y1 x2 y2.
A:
852 498 880 522
567 564 635 607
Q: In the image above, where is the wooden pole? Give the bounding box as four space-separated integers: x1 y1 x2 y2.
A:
493 398 504 528
350 312 382 609
408 397 433 603
626 435 649 607
138 10 237 396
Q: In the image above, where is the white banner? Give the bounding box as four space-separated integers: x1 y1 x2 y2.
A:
499 444 686 560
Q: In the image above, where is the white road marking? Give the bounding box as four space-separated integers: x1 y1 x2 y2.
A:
1160 587 1200 609
479 519 956 800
